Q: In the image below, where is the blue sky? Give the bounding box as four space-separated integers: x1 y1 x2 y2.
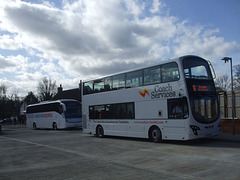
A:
0 0 239 97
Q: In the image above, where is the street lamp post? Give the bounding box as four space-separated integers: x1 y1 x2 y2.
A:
221 57 235 135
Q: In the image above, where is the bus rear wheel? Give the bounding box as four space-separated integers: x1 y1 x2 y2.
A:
53 122 57 130
33 123 37 130
149 126 162 143
96 125 104 138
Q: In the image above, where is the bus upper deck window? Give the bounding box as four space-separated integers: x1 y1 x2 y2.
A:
144 66 161 85
84 81 93 94
191 66 208 79
183 57 211 80
113 74 125 90
104 77 112 91
126 70 143 88
162 62 180 82
94 79 104 92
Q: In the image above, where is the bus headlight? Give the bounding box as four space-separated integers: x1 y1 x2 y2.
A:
190 125 200 135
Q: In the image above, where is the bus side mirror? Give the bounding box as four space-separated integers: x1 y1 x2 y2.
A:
59 106 63 114
62 104 66 112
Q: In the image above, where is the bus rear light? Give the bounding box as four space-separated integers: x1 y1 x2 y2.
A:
190 125 200 135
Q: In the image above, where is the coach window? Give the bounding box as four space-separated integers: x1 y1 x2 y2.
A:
126 70 143 88
162 62 179 82
113 74 125 90
144 66 161 85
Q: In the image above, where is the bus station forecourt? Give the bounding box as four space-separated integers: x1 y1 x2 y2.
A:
0 125 240 180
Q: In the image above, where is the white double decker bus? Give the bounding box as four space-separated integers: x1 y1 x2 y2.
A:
26 99 82 130
82 55 221 142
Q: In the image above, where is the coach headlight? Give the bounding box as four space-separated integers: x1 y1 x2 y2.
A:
190 125 200 135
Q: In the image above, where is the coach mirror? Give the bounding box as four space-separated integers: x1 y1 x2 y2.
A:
59 105 63 114
59 104 66 114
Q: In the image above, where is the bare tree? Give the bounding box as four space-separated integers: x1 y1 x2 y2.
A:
0 84 7 97
38 77 57 101
24 92 39 104
0 84 7 119
215 74 229 92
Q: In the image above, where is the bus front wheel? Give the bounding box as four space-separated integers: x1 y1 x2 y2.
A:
53 122 57 130
96 125 104 138
149 126 162 143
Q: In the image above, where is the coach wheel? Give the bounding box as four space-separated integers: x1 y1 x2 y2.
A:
53 122 57 130
96 125 104 138
149 126 162 143
33 123 37 130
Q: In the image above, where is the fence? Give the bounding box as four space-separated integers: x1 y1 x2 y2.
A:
218 91 240 134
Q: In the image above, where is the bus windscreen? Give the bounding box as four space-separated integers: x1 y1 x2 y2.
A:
63 101 82 119
183 57 220 124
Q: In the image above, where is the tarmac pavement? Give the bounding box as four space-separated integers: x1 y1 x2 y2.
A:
0 125 240 180
210 133 240 143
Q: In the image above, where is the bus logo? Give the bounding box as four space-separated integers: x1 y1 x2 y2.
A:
139 88 149 97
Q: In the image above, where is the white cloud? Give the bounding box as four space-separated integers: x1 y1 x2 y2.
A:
150 0 166 14
0 35 23 50
0 55 15 70
0 54 28 72
173 25 239 60
0 0 239 96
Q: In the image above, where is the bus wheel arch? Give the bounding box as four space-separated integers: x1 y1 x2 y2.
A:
96 125 104 138
53 122 58 130
148 125 162 143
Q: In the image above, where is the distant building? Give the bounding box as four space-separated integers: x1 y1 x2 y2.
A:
52 83 81 102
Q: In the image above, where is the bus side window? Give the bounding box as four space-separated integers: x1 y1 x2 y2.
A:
94 79 104 93
127 103 134 119
112 104 126 119
113 74 125 90
84 81 93 94
144 66 161 85
126 70 143 88
162 62 180 82
89 103 135 119
104 77 112 91
89 106 94 119
168 97 188 119
93 105 105 119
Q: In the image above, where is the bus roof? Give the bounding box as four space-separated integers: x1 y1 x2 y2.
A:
82 55 202 82
27 99 80 108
